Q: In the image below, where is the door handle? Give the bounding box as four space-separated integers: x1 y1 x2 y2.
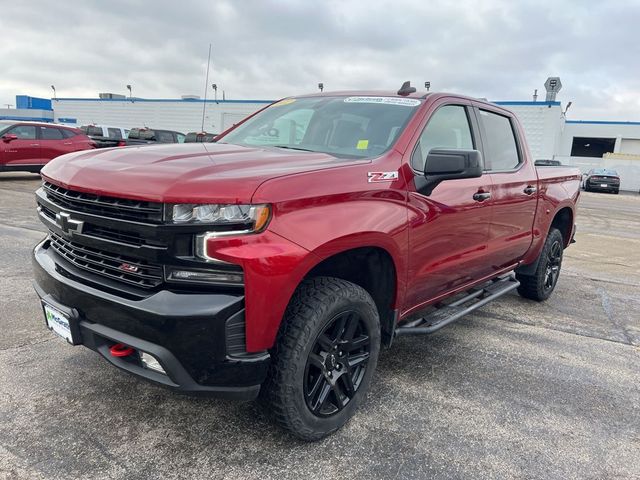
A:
472 192 491 202
63 142 73 145
523 185 537 195
30 143 39 146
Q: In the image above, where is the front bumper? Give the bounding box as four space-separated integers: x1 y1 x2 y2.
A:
32 238 270 400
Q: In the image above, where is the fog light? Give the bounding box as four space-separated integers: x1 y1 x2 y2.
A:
140 352 166 375
166 268 244 286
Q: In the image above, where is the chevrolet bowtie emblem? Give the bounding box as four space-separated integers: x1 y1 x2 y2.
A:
55 211 84 235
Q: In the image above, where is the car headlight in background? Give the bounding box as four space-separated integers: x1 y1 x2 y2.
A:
169 203 271 231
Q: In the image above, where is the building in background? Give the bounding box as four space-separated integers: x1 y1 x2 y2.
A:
52 95 272 135
3 82 639 191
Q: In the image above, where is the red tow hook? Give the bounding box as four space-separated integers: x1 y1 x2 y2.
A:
109 343 136 357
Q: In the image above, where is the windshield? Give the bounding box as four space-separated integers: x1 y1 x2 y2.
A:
220 96 422 158
592 168 618 175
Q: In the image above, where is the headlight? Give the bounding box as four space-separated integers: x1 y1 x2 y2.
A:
169 203 271 231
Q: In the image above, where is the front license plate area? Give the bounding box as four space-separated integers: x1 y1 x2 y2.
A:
600 184 607 187
44 303 77 344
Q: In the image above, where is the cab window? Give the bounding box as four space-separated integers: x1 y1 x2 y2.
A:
411 105 474 171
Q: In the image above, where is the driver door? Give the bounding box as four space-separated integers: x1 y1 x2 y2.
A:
404 102 494 311
2 125 41 165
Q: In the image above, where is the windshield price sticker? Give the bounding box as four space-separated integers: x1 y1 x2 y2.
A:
344 97 421 107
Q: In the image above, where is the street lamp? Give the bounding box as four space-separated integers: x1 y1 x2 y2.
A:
51 85 57 101
211 83 218 103
126 84 132 102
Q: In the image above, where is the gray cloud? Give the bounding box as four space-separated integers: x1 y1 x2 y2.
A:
1 0 639 120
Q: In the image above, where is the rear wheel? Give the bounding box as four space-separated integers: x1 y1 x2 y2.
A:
516 228 564 301
264 277 380 441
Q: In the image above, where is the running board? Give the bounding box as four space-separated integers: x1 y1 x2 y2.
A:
395 275 520 336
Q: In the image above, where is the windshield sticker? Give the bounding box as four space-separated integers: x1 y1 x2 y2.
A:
356 139 369 150
272 98 296 107
345 96 421 107
368 172 399 183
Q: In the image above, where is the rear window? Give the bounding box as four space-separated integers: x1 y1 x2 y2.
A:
128 128 150 139
84 126 103 137
592 168 618 176
156 131 174 142
107 128 122 139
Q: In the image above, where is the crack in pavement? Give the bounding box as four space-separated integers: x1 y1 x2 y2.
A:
0 337 56 353
596 286 634 345
472 308 637 347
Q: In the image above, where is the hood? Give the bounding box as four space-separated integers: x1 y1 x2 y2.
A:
41 143 361 203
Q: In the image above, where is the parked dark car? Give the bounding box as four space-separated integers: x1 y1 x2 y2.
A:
0 121 95 173
124 128 185 146
535 159 562 166
583 168 620 194
184 131 218 143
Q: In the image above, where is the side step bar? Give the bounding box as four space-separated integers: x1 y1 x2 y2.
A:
395 275 520 336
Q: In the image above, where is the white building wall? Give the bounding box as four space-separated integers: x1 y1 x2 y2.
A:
496 102 563 160
52 98 272 134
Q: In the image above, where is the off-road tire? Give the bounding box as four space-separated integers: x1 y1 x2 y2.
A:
516 228 564 301
263 276 380 441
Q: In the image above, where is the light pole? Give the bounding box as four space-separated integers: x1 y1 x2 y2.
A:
51 85 57 101
126 84 132 102
212 83 218 103
318 82 324 92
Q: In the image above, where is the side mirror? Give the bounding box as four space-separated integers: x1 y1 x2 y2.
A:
2 133 18 142
417 149 483 195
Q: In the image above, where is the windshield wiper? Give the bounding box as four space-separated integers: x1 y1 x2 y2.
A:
271 145 316 152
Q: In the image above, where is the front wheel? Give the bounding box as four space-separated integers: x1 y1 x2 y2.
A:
264 277 380 441
516 228 564 301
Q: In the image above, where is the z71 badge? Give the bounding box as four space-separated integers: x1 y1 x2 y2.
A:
368 171 399 183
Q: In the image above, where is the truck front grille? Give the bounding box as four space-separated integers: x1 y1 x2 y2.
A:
49 232 164 289
43 182 163 223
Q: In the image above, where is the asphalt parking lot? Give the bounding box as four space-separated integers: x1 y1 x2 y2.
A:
0 172 638 480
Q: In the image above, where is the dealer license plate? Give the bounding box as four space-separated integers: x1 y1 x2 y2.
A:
600 184 607 187
44 304 74 344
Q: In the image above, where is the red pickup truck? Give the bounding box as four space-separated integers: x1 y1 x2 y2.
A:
32 86 580 440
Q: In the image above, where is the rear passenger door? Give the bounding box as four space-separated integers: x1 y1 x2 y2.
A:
39 126 72 161
474 105 538 273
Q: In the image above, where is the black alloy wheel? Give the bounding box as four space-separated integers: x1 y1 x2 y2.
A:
543 238 562 293
304 311 370 417
264 276 380 441
516 227 564 301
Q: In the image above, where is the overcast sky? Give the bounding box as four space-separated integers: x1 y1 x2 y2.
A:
2 0 639 120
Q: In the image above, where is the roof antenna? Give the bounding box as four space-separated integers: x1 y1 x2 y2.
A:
397 81 416 96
